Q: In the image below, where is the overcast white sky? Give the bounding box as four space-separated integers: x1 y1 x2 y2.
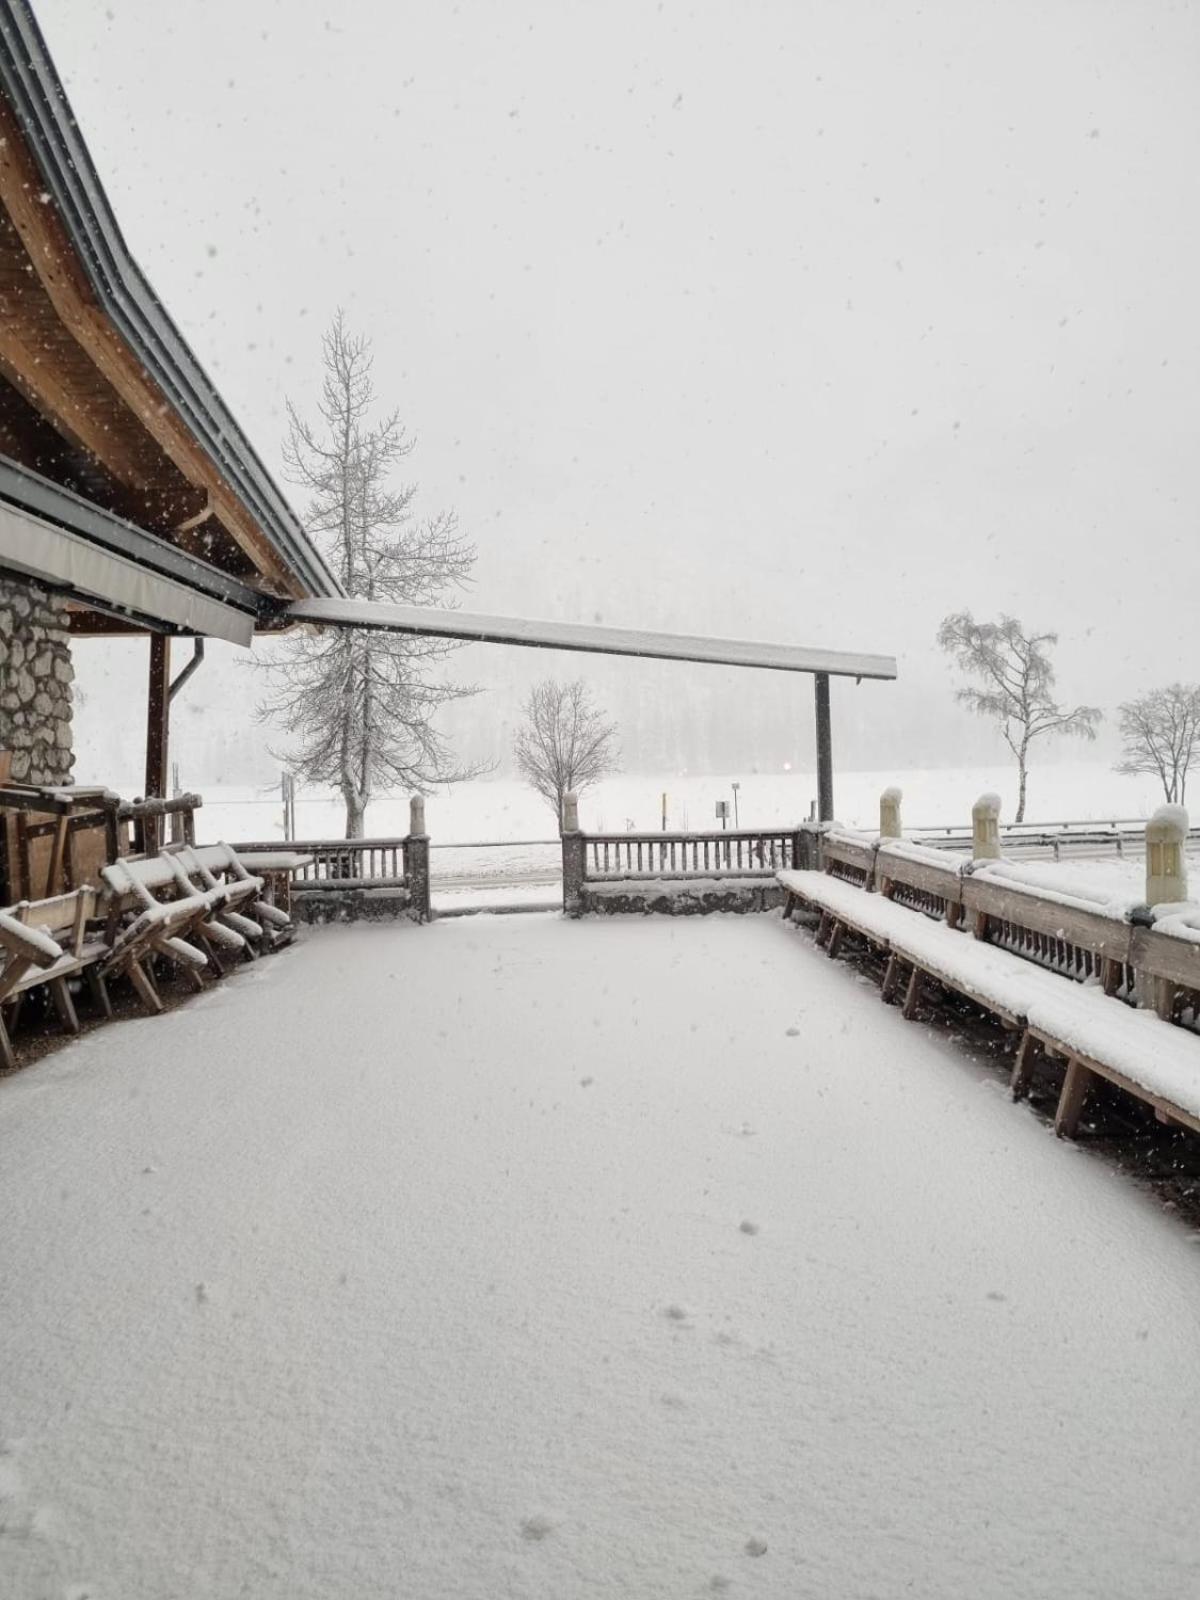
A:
37 0 1200 784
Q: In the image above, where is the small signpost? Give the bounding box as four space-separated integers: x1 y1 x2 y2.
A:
715 799 730 831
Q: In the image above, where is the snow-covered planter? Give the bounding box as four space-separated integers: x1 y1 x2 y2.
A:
580 876 786 916
293 886 417 924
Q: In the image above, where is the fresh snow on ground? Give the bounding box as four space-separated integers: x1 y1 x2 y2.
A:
2 915 1199 1598
192 760 1171 848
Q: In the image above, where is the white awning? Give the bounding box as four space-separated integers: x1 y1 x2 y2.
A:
0 500 255 645
284 597 897 680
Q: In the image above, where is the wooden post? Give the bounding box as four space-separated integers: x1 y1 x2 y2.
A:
407 793 430 922
971 792 1001 860
879 786 902 840
814 672 833 822
1145 804 1188 908
561 790 585 917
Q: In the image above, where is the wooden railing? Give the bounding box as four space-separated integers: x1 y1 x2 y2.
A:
119 792 201 854
232 834 430 920
562 824 806 914
583 828 802 882
821 831 1198 1030
913 820 1200 861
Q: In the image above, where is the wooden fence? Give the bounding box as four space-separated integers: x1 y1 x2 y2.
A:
563 825 806 914
232 834 430 921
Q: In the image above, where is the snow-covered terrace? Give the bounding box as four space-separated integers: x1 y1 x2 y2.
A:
3 914 1199 1598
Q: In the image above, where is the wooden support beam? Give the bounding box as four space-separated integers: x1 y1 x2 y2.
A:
1055 1057 1095 1139
0 326 151 489
1010 1029 1038 1101
145 634 171 815
814 672 833 822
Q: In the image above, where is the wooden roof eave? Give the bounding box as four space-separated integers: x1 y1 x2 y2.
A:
0 3 341 604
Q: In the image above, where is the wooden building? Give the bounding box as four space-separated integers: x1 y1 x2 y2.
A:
0 0 339 799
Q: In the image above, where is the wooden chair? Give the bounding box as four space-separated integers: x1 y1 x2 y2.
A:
0 888 109 1069
99 856 227 1012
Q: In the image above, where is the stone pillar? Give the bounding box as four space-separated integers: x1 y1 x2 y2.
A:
561 790 586 916
0 576 75 785
1145 804 1188 908
879 786 902 840
407 793 431 922
972 792 1001 860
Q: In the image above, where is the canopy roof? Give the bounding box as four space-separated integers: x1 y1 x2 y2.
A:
284 597 898 680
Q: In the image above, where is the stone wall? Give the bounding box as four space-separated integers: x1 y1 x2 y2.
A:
580 878 786 916
0 574 75 784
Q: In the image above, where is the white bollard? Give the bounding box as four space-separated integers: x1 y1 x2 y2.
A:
562 790 580 833
879 786 902 840
1145 804 1188 907
971 792 1002 860
409 793 426 837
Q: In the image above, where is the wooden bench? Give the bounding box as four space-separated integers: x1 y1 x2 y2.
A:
777 862 1200 1141
0 889 109 1068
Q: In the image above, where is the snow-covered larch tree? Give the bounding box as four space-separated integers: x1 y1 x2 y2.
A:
258 314 476 837
515 678 619 832
1115 683 1200 804
937 611 1101 823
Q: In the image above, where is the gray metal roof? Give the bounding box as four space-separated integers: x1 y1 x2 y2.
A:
0 0 340 601
284 597 899 679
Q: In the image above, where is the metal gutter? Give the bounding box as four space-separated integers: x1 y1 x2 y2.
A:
0 0 340 601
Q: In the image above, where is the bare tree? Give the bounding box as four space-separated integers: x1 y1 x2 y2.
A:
937 611 1101 823
1116 684 1200 804
515 679 619 831
257 313 477 837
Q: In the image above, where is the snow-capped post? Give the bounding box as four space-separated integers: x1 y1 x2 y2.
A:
971 792 1001 860
407 794 431 923
561 790 586 917
879 786 902 840
1145 804 1188 908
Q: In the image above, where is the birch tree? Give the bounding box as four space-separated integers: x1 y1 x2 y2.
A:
1116 684 1200 804
515 678 619 831
937 612 1101 823
258 314 476 837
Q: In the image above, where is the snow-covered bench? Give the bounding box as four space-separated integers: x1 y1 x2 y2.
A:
778 866 1200 1138
0 888 110 1068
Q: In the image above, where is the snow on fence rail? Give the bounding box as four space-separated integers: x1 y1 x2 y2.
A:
913 818 1200 861
582 828 802 881
234 802 431 921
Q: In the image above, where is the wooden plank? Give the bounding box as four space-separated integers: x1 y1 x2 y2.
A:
876 855 964 906
1130 926 1200 992
963 878 1132 960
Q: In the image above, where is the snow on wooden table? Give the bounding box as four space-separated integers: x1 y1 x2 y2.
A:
1 915 1199 1599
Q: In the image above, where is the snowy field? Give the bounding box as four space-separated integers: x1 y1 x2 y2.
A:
188 761 1183 911
2 915 1199 1599
193 760 1171 849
